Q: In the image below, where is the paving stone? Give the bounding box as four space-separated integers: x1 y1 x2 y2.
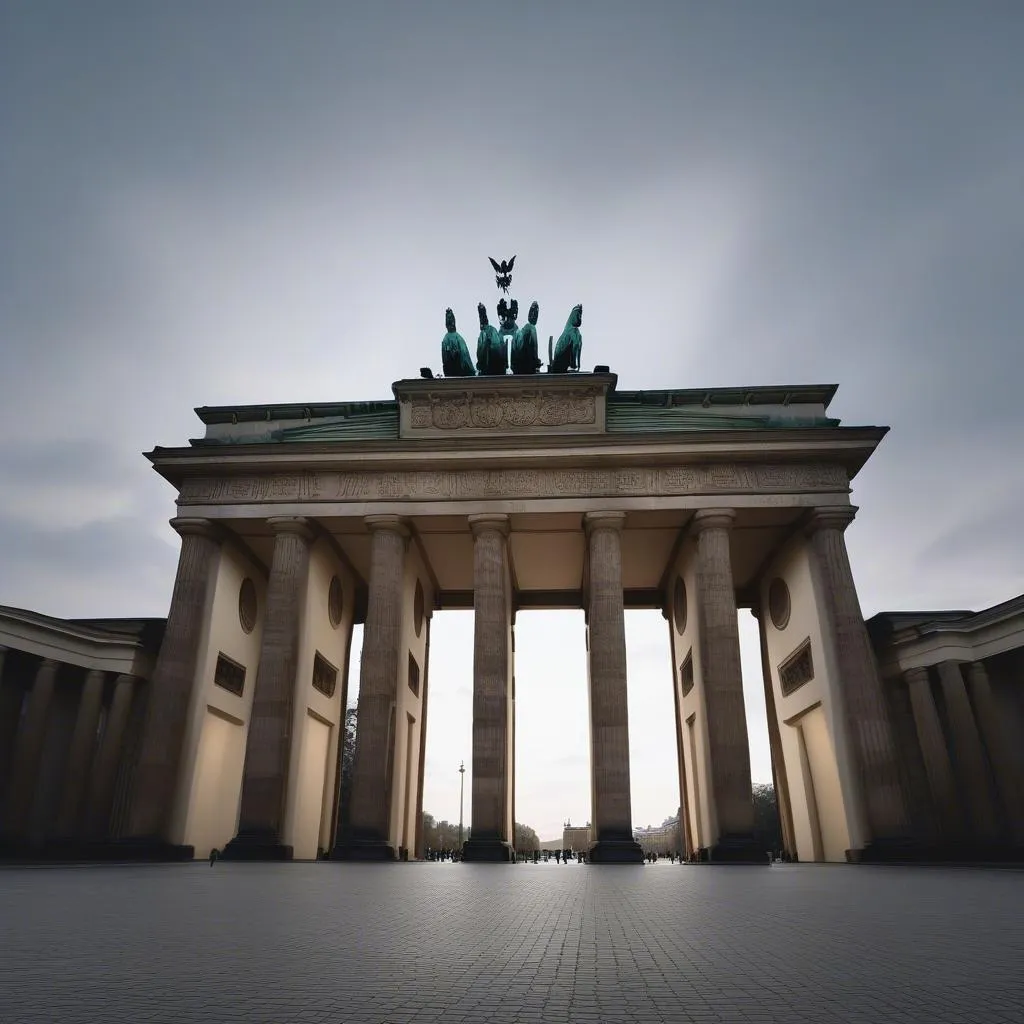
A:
1 862 1023 1023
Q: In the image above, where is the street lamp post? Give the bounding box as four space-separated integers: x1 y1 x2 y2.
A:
458 760 466 851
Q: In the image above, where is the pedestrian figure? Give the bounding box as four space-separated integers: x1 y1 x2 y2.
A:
209 848 219 866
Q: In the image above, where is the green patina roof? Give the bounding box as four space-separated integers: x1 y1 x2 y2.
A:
274 408 400 442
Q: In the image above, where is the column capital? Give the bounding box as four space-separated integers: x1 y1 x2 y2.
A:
690 508 736 534
170 516 221 541
38 658 61 672
266 515 315 541
583 510 626 536
966 661 990 683
364 514 410 538
903 666 931 686
468 513 510 538
113 673 137 688
804 505 858 535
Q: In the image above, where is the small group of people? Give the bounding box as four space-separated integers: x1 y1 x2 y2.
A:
424 848 461 862
643 851 680 863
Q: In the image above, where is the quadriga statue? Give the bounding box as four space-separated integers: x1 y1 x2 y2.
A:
476 302 508 376
511 301 542 375
440 307 475 377
548 303 583 373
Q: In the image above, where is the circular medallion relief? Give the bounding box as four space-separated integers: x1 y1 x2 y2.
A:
328 575 344 629
673 576 687 634
238 578 257 634
413 580 425 638
768 578 791 631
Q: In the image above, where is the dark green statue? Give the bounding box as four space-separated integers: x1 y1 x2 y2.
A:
497 297 519 340
441 308 475 377
476 302 508 375
511 301 542 375
548 303 583 373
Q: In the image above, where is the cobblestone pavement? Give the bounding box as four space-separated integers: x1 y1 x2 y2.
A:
2 861 1023 1023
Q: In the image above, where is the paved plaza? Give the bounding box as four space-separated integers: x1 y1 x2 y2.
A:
1 861 1022 1023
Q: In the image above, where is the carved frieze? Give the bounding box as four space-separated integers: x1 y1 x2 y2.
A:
779 638 814 696
178 462 848 506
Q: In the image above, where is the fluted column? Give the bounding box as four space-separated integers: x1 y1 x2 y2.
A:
753 604 797 859
55 669 106 838
966 661 1024 843
336 515 409 860
806 506 909 849
904 667 963 841
692 509 760 860
84 674 136 839
224 517 314 860
583 511 642 863
463 514 515 862
126 518 221 843
3 658 59 840
937 661 999 841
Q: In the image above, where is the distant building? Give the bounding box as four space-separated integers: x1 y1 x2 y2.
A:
634 818 681 856
563 822 591 853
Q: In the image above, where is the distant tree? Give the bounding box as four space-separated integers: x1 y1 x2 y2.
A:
751 783 782 854
514 822 540 852
337 705 357 828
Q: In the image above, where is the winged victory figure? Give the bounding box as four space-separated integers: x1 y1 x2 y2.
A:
489 255 516 293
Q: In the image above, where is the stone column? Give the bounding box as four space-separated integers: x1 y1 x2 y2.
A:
55 669 107 839
805 506 910 851
904 667 963 841
224 517 314 860
966 661 1024 843
463 514 515 862
583 511 642 863
753 604 797 859
937 661 999 841
0 647 23 818
335 515 409 860
692 509 760 860
413 616 431 860
3 658 59 840
126 518 221 845
84 674 136 839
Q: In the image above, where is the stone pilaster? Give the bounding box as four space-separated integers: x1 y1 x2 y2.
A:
335 515 409 860
224 517 314 861
904 667 963 841
753 604 797 859
583 511 642 863
55 669 106 838
805 506 910 854
692 509 761 861
413 616 431 860
126 518 221 849
463 514 515 862
3 658 58 840
84 674 136 839
966 661 1024 844
937 661 999 842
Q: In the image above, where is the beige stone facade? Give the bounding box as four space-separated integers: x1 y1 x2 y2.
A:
7 373 1016 863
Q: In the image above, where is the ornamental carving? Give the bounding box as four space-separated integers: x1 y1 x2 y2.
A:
407 389 597 430
178 463 848 505
779 638 814 696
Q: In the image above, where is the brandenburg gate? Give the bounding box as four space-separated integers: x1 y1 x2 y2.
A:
119 368 912 864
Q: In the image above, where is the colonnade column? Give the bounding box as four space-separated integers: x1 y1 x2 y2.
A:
336 515 409 860
55 669 106 839
936 661 999 842
752 604 797 859
463 514 515 862
3 658 59 841
805 506 910 851
126 517 221 847
583 511 643 863
966 661 1024 844
84 674 136 839
0 647 22 822
224 516 314 860
903 667 963 841
692 509 760 860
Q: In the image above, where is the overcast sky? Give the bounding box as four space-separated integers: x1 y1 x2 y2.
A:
2 2 1022 842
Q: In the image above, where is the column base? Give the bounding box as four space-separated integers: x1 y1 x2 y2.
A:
588 838 644 864
848 839 1024 864
329 839 399 861
0 836 195 862
462 838 515 862
695 834 768 864
220 831 293 862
